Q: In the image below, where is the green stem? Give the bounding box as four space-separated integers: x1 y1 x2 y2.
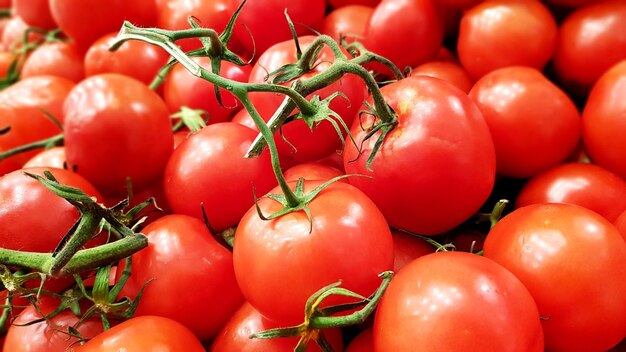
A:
0 133 64 161
49 212 102 275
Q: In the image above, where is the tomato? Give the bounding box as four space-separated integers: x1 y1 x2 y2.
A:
23 146 66 169
0 167 103 252
248 36 366 162
64 73 173 196
84 32 170 86
362 0 443 70
391 230 434 272
4 297 104 352
164 57 250 123
516 162 626 222
1 75 75 122
345 328 373 352
450 230 485 253
373 251 544 351
433 0 480 10
553 0 626 95
582 60 626 179
545 0 595 7
163 122 276 232
13 0 56 29
118 214 243 341
344 76 496 235
21 42 85 82
283 161 345 182
0 51 17 77
234 180 393 325
614 209 626 242
328 0 380 8
469 66 581 178
457 0 557 80
322 5 373 44
1 15 43 51
210 302 344 351
410 61 473 94
73 316 206 352
484 203 626 351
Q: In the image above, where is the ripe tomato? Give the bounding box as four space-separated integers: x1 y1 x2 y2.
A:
373 251 544 351
13 0 56 29
84 32 170 86
344 76 496 235
469 66 581 178
0 167 103 253
234 180 393 325
210 302 344 351
21 42 85 83
328 0 380 8
1 15 43 51
457 0 557 80
322 5 373 44
582 60 626 179
63 74 174 196
614 209 626 242
283 161 344 182
118 214 243 341
391 230 434 272
553 0 626 95
163 122 276 232
484 203 626 351
72 316 206 352
516 162 626 222
345 328 373 352
410 60 473 93
23 146 67 169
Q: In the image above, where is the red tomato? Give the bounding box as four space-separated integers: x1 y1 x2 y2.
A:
233 0 326 56
374 251 544 351
0 51 17 77
13 0 56 29
484 203 626 351
469 66 581 178
73 316 206 352
84 32 170 86
0 167 103 252
210 302 344 351
4 297 104 352
582 60 626 179
283 161 345 182
344 76 496 235
410 61 473 93
391 230 434 272
119 214 243 341
1 75 75 123
553 0 626 95
345 328 374 352
433 0 480 10
362 0 443 70
328 0 380 8
164 57 250 123
234 180 393 325
1 15 42 51
163 122 276 232
516 162 626 222
614 209 626 242
64 74 173 196
545 0 595 7
23 146 66 169
21 42 85 83
322 5 373 44
457 0 557 80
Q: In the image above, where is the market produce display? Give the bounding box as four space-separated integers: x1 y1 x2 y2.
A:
0 0 625 351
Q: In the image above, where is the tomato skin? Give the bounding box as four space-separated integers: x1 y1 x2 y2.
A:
469 66 581 178
484 203 626 351
84 32 170 86
582 61 626 179
373 251 544 352
210 302 344 352
73 316 206 352
118 214 243 341
410 61 473 94
322 5 373 44
234 180 393 325
516 162 626 222
0 167 102 253
391 230 434 272
345 328 373 352
344 76 496 236
328 0 380 8
458 0 557 80
553 0 626 94
614 209 626 242
23 147 67 169
164 122 276 232
13 0 56 29
283 161 345 182
1 15 42 51
64 74 173 196
21 42 85 83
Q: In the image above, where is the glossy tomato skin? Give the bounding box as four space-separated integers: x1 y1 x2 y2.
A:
283 161 345 182
84 32 170 86
13 0 56 29
23 147 67 169
458 0 557 80
73 316 206 352
0 167 103 253
163 122 276 232
234 180 394 325
516 162 626 222
118 214 243 341
553 0 626 94
484 203 626 351
322 5 373 44
64 74 174 196
410 61 473 93
344 76 496 235
469 66 581 178
582 61 626 179
21 42 85 83
374 251 544 351
210 302 344 352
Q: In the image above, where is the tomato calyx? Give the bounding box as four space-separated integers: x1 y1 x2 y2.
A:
476 199 510 229
251 271 393 352
171 106 209 133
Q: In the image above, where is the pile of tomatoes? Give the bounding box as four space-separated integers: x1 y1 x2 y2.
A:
0 0 625 351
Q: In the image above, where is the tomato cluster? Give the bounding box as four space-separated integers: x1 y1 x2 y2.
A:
0 0 625 351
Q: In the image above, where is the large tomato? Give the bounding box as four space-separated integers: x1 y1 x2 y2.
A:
344 76 496 235
484 203 626 351
373 251 544 351
233 180 393 325
63 74 174 196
